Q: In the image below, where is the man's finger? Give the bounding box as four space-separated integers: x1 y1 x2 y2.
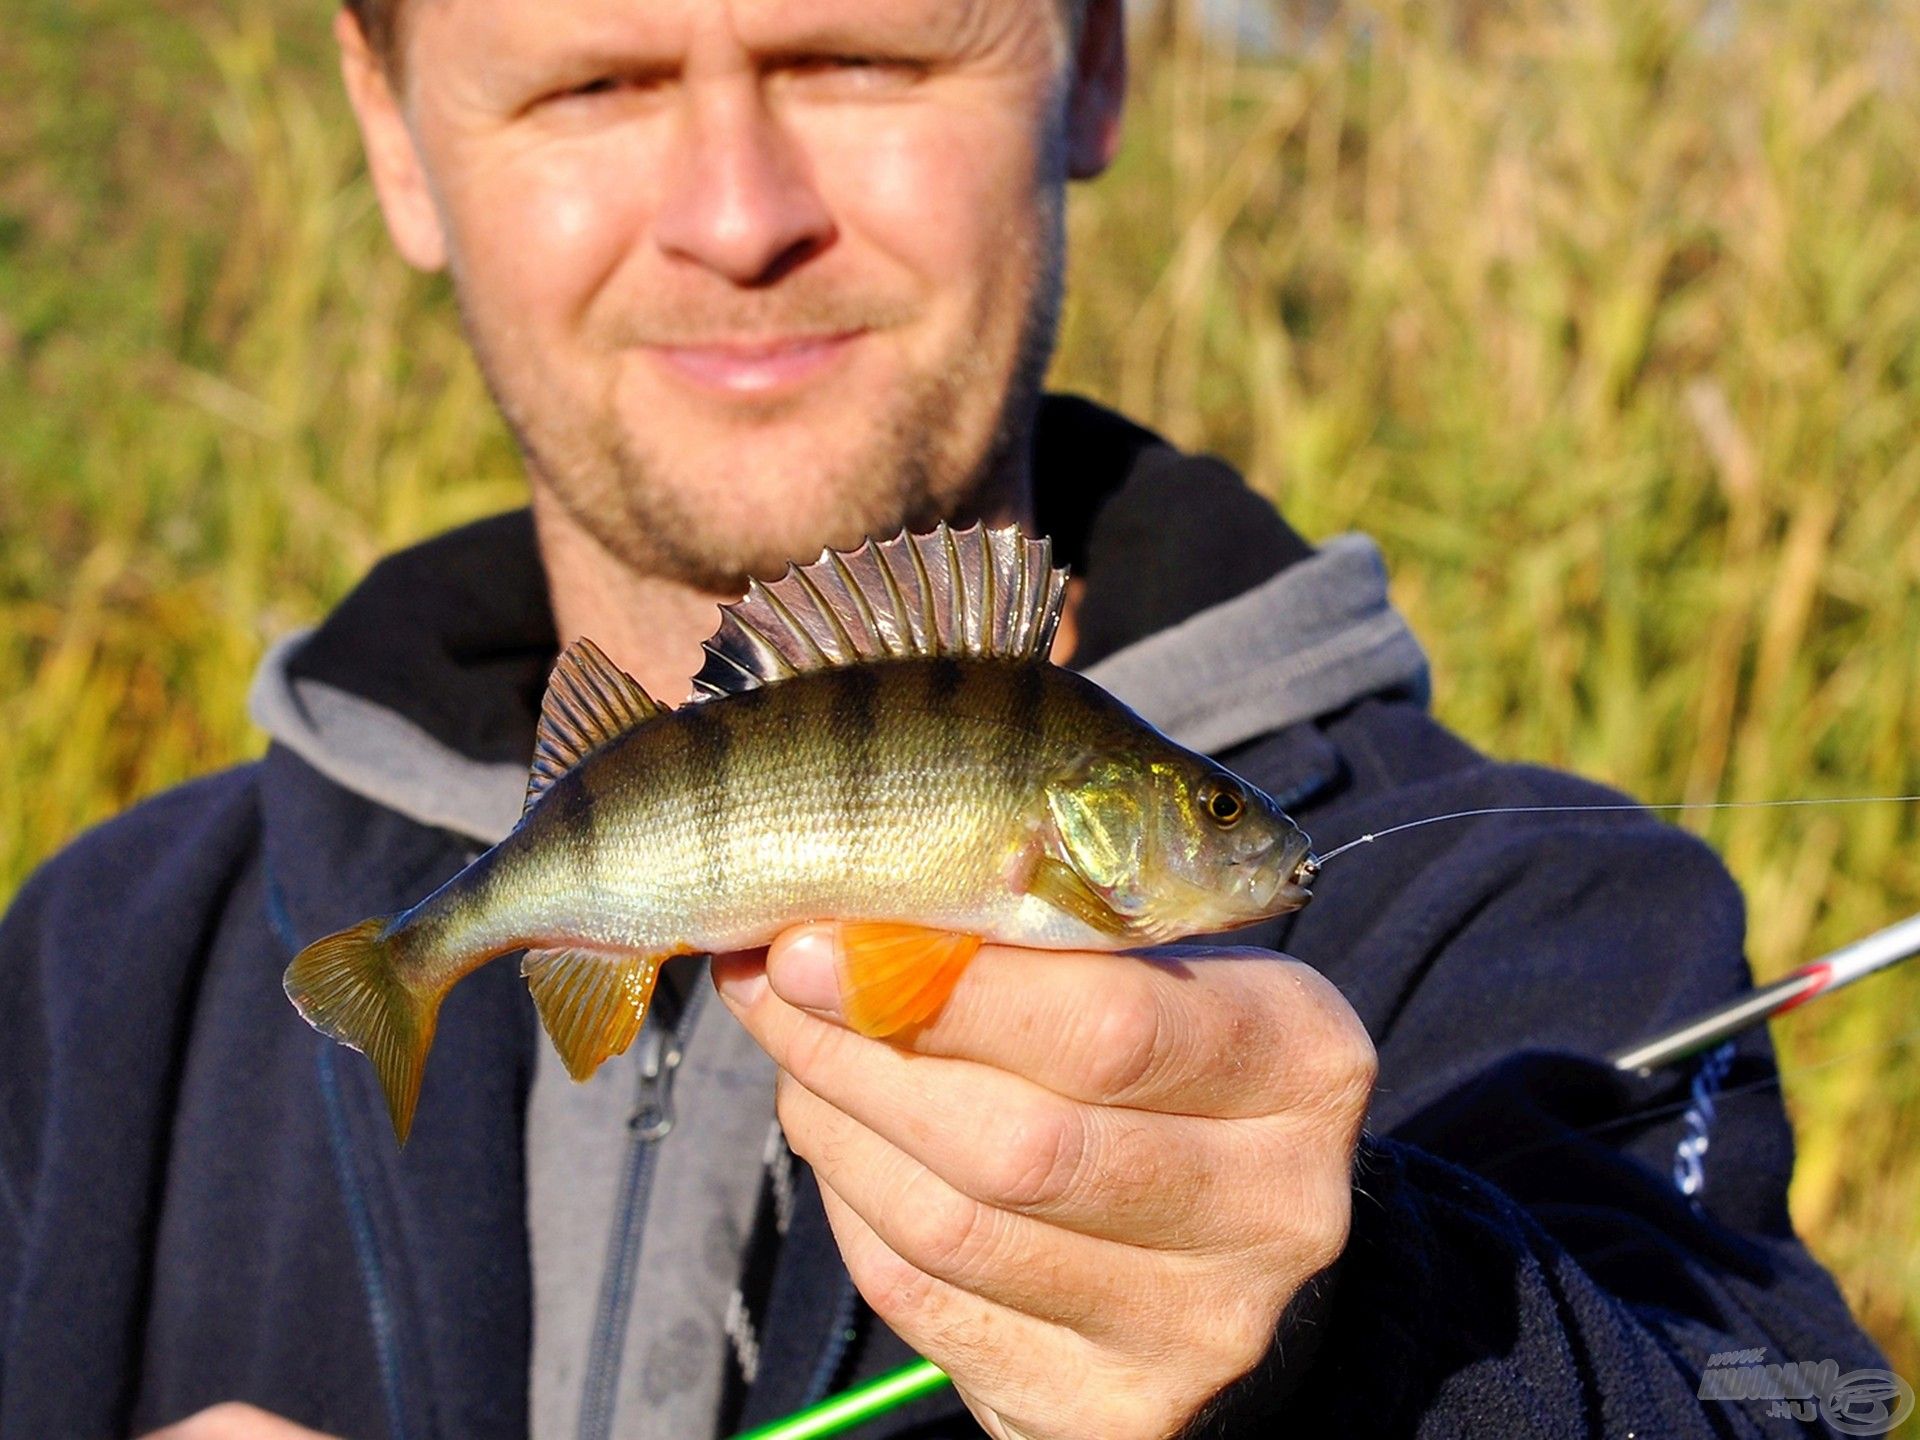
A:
812 1172 1185 1440
725 975 1307 1247
762 924 1376 1120
776 1070 1225 1336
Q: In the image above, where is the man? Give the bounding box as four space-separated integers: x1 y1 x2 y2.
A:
0 0 1885 1437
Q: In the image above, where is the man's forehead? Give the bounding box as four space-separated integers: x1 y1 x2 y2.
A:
424 0 1011 57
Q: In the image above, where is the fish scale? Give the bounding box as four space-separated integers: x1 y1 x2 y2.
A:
283 523 1319 1144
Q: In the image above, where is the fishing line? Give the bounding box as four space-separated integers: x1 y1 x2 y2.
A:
1310 793 1920 868
1306 793 1920 1163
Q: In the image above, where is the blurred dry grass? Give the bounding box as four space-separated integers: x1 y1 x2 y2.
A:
3 0 1916 1375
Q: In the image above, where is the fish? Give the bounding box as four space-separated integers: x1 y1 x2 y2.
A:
284 522 1321 1143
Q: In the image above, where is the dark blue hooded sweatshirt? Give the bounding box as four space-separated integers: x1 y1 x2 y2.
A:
0 398 1886 1437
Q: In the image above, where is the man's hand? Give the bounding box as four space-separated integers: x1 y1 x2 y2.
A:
714 924 1376 1440
143 1403 337 1439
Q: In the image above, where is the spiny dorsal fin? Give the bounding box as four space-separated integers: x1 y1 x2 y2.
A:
526 638 662 815
692 522 1068 699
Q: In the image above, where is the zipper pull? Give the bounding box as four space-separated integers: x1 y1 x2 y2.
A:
627 1022 683 1142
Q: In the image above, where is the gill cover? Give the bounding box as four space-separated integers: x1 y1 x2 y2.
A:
1041 748 1317 941
1045 757 1155 918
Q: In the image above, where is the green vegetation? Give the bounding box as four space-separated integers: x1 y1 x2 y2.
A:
4 0 1916 1374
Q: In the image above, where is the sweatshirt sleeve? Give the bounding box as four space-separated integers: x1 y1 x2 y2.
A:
0 768 262 1432
1190 773 1890 1438
1268 1123 1883 1438
0 862 53 1350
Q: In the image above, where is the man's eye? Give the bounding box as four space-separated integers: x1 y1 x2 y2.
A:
537 74 666 112
776 55 926 95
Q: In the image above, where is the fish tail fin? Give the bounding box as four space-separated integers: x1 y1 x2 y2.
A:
284 917 443 1146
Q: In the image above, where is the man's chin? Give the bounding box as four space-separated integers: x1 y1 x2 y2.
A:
585 441 936 592
537 335 1024 590
599 391 976 546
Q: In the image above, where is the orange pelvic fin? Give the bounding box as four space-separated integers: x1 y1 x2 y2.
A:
836 923 983 1037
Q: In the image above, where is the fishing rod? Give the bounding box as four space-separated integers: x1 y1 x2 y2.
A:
731 908 1920 1440
1609 910 1920 1072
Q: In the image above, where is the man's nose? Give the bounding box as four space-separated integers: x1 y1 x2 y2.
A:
654 82 835 287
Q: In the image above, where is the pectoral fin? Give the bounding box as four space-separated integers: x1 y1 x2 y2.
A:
1027 856 1134 939
837 923 983 1037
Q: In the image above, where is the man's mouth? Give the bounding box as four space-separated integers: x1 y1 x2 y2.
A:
645 329 868 396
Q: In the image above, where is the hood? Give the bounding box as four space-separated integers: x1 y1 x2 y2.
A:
248 396 1429 845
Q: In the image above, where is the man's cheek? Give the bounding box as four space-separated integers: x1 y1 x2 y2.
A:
806 100 1047 268
440 144 656 327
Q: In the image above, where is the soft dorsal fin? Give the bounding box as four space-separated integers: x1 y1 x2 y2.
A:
525 637 663 814
692 522 1068 699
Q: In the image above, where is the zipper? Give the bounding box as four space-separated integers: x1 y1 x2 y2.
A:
576 969 707 1440
802 1271 866 1407
626 1011 685 1143
316 1043 413 1440
265 872 412 1440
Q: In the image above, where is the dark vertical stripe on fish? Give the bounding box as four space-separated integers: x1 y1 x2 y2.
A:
996 661 1046 795
678 701 734 887
1038 658 1077 762
556 770 602 901
830 665 881 840
927 656 966 709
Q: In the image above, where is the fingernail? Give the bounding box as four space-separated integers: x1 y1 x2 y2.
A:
712 952 768 1009
767 926 842 1018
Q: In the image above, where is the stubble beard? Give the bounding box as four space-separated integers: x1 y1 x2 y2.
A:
455 197 1066 597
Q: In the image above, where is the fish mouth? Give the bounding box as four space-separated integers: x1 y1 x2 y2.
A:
1291 847 1320 890
1237 829 1318 914
1271 832 1318 911
1270 878 1314 912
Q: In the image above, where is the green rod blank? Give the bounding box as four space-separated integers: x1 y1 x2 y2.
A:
729 1360 951 1440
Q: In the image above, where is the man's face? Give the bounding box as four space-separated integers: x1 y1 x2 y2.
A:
346 0 1123 592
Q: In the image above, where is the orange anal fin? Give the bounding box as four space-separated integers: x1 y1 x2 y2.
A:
522 947 666 1082
836 923 983 1038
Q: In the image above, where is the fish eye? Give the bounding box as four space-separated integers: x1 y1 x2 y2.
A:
1198 777 1245 827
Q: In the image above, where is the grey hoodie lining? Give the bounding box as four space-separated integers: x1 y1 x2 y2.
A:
250 630 529 847
246 529 1427 1440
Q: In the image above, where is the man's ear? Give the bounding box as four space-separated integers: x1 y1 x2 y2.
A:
1065 0 1127 179
335 8 448 271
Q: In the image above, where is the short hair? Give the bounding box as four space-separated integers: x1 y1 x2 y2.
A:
343 0 400 68
344 0 1087 73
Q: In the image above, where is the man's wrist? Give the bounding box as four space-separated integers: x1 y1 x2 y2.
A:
1173 1255 1346 1438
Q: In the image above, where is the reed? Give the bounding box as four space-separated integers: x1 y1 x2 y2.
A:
4 0 1915 1373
